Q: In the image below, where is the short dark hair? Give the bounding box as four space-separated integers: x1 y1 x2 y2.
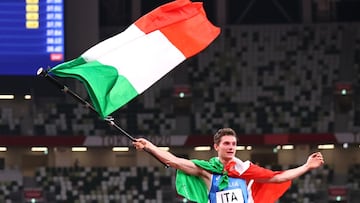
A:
213 128 237 145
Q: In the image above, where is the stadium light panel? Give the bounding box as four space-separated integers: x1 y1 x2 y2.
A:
72 147 87 152
194 146 211 151
0 95 14 99
31 147 48 152
318 144 334 149
112 147 129 152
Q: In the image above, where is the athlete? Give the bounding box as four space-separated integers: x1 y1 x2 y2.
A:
133 128 324 203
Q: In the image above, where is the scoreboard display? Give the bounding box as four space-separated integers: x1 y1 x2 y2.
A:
0 0 64 75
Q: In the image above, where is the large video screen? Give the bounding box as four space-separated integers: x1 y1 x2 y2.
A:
0 0 64 75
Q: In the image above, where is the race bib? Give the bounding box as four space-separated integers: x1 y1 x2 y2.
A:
215 188 244 203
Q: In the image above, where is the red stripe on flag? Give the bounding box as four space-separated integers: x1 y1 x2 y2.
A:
160 4 220 58
134 0 220 58
225 161 291 202
134 0 199 34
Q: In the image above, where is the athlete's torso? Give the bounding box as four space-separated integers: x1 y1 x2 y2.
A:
208 174 248 203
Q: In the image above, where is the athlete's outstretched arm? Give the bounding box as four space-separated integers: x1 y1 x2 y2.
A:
256 152 324 183
133 138 211 180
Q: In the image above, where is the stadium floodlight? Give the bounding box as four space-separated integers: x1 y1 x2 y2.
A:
282 145 294 150
158 147 170 151
112 147 129 152
236 146 246 150
194 146 211 151
72 147 87 152
31 147 48 152
318 144 334 149
0 95 14 99
236 146 252 151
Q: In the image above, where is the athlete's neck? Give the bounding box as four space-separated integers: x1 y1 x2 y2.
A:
219 157 233 166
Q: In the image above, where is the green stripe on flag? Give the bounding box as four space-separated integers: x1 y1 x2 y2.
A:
50 58 138 118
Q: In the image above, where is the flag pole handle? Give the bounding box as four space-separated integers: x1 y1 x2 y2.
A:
105 118 169 168
37 67 169 168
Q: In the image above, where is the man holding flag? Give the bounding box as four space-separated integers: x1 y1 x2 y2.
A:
44 1 324 201
133 128 324 203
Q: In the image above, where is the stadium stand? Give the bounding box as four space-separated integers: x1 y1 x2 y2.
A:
35 166 174 203
0 5 360 201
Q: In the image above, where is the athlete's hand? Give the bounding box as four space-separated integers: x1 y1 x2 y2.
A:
132 138 150 150
305 152 324 169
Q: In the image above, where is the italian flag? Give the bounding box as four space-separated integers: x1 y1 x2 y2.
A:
49 0 220 118
176 157 291 203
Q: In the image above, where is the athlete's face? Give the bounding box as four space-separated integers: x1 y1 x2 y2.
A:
214 135 237 162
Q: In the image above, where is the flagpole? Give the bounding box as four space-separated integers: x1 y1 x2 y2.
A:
37 67 169 168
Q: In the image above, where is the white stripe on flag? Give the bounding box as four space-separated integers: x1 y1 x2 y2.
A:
97 29 186 94
234 158 251 175
82 24 146 62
